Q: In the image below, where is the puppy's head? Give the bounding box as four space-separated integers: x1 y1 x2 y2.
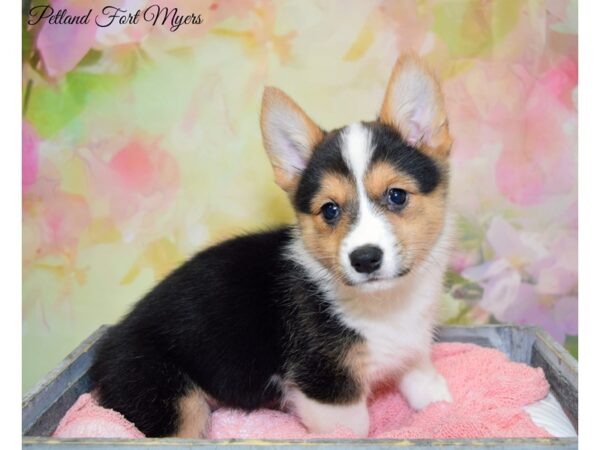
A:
261 54 452 288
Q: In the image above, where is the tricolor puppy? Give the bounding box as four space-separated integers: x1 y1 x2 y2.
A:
91 54 454 438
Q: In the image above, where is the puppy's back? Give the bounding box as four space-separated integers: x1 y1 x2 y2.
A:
90 227 294 436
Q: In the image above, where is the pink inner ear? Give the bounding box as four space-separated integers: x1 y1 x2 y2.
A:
402 88 437 145
405 119 425 146
276 130 308 173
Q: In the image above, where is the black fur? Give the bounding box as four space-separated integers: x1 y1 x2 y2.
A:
90 227 362 437
294 129 351 214
293 122 442 220
369 122 442 194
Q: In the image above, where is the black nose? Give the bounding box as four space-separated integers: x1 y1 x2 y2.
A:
349 245 383 274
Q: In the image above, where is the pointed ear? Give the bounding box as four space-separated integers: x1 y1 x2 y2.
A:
260 87 324 192
380 54 452 156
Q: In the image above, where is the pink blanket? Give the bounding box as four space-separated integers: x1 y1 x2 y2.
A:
53 343 551 439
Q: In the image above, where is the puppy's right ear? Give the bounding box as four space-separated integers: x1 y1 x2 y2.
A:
260 87 323 192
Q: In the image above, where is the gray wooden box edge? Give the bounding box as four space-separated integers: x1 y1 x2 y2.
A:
22 325 578 449
21 437 579 449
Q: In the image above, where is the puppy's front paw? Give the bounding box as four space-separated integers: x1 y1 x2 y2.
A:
399 365 452 411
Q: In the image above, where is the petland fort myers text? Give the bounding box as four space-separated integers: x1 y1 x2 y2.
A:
28 5 204 32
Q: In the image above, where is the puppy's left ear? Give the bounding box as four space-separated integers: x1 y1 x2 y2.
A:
380 54 452 157
261 87 324 192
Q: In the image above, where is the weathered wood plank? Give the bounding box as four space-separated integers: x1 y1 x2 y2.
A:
435 325 537 362
22 437 578 450
23 326 109 435
530 329 578 431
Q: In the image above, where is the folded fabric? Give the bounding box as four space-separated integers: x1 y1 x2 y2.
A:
53 342 551 439
53 392 144 438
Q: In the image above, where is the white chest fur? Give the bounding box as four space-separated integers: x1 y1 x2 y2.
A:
333 216 453 386
286 213 454 387
336 268 443 384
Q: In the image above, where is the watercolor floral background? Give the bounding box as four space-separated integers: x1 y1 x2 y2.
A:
22 0 578 392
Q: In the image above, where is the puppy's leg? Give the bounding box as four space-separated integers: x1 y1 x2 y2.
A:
92 344 208 437
286 388 369 437
174 387 211 438
399 354 452 410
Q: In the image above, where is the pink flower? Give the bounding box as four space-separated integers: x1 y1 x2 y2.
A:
24 176 92 257
79 139 180 230
495 62 577 206
503 285 577 343
22 122 39 193
41 191 92 251
485 216 547 263
462 217 577 343
540 57 578 108
449 250 479 273
445 59 577 207
463 259 521 321
35 0 99 77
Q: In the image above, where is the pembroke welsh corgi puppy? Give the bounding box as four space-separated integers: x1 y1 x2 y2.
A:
90 53 454 438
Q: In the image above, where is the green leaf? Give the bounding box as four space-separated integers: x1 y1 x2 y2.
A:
25 71 120 138
78 49 104 67
440 293 466 324
22 14 33 61
446 270 471 287
432 0 522 58
564 335 578 360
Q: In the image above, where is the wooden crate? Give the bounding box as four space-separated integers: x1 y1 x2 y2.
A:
22 325 578 449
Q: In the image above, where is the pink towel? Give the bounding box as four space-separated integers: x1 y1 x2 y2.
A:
53 343 551 439
53 393 144 438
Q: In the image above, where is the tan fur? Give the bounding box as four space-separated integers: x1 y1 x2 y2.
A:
296 173 357 281
379 53 452 158
342 341 369 388
260 87 323 192
273 166 300 194
308 173 356 215
174 388 211 438
364 160 447 272
385 190 446 269
364 161 420 197
297 213 350 282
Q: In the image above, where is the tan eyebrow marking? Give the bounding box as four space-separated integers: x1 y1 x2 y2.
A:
364 161 420 200
309 172 357 215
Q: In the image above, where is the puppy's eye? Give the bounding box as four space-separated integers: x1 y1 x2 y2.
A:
321 202 341 223
386 188 408 209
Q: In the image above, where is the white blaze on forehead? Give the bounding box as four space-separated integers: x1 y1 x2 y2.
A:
340 123 400 284
343 123 372 182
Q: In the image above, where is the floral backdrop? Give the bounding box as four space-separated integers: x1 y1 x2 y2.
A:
22 0 578 392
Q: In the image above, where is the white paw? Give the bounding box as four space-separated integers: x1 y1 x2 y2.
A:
286 388 369 437
399 366 452 411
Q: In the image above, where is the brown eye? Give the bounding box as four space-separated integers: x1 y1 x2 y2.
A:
321 202 341 224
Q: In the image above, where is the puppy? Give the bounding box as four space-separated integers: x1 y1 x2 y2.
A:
90 53 454 438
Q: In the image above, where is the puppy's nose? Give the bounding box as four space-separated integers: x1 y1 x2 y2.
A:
350 245 383 274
